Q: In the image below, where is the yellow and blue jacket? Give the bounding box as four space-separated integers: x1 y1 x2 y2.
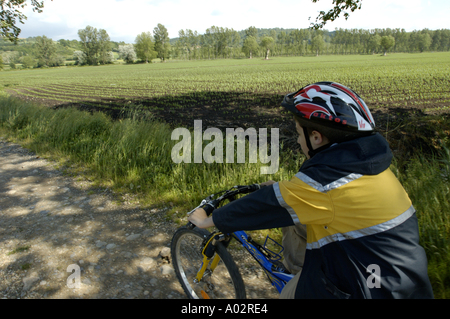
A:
213 133 433 298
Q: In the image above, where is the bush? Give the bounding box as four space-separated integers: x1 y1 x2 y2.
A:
37 55 65 68
119 44 137 64
73 51 87 65
20 56 36 69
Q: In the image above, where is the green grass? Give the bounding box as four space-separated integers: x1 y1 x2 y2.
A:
393 150 450 298
7 245 31 255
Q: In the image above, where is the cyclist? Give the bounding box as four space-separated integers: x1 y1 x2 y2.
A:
188 82 434 299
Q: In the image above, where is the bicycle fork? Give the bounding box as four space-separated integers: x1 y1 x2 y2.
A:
194 233 228 298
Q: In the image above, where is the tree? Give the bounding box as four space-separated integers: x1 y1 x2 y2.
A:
417 32 432 53
187 29 199 59
242 36 258 59
311 35 325 56
78 26 99 65
119 44 136 64
203 26 234 59
260 36 274 60
380 35 395 56
20 54 35 68
97 28 112 64
230 30 241 58
78 25 111 65
245 26 258 39
105 51 114 64
310 0 362 30
135 32 156 63
0 0 52 43
177 29 198 60
0 50 19 64
276 31 287 56
367 33 381 54
153 23 170 62
34 35 55 66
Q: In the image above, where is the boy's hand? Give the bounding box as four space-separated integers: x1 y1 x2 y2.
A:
188 208 215 229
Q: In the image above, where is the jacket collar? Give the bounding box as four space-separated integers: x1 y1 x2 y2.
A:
300 133 393 176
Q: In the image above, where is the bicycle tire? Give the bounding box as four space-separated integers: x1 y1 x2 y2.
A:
171 226 246 299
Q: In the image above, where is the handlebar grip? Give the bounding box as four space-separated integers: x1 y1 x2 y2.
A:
202 199 219 216
239 183 261 194
187 199 218 229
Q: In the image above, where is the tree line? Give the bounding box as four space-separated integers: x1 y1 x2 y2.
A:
0 23 171 68
171 27 450 60
2 24 450 69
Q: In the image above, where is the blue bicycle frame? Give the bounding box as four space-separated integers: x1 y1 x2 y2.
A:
232 230 294 293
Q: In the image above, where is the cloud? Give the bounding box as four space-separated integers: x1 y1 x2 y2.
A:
17 0 314 41
17 0 450 43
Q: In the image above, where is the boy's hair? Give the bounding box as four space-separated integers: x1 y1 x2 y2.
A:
294 115 371 144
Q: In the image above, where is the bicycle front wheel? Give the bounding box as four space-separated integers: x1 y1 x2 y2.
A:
171 226 246 299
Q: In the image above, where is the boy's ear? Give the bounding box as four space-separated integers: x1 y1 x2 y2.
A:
310 130 330 146
310 130 324 145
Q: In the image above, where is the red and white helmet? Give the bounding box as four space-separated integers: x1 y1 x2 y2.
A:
282 82 375 133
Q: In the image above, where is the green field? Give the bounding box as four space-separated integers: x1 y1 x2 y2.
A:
2 53 449 112
1 52 449 298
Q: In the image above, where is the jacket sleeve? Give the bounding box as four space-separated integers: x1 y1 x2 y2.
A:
212 184 297 234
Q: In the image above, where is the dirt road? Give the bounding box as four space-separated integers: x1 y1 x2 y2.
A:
0 137 190 299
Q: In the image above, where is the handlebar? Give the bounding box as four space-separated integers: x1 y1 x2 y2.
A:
186 184 261 230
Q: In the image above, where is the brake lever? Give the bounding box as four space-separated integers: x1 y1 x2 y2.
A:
186 199 207 216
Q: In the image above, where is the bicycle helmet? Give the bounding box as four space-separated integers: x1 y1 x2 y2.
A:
281 82 376 157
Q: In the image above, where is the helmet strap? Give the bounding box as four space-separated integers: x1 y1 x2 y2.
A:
304 127 332 158
303 127 315 158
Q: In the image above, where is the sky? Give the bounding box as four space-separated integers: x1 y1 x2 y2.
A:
17 0 450 43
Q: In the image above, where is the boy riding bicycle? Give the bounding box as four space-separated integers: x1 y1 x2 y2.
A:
189 82 434 299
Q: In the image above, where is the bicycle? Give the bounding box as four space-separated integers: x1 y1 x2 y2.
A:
171 184 294 299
